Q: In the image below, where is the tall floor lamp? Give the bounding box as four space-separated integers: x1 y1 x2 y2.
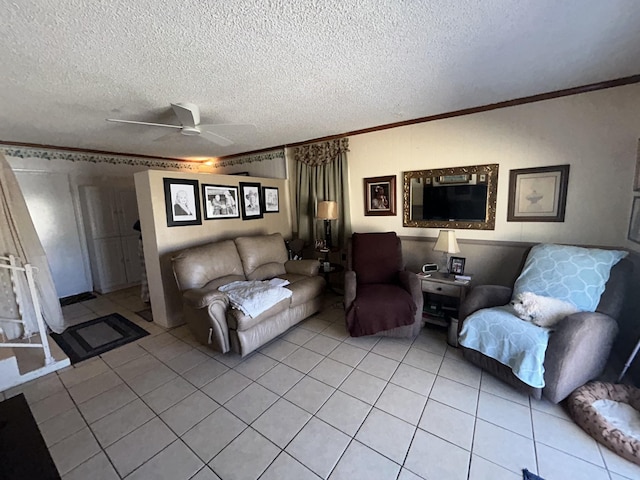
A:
433 229 460 274
317 201 338 250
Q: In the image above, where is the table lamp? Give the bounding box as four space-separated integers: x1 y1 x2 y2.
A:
433 229 460 274
317 201 338 249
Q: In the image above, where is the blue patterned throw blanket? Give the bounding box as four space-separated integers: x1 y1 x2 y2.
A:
459 305 550 388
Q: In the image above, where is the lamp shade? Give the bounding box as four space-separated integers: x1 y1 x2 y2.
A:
317 201 338 220
433 230 460 254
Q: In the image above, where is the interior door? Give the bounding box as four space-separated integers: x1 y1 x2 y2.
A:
79 186 119 238
91 237 127 293
115 187 140 236
14 171 92 298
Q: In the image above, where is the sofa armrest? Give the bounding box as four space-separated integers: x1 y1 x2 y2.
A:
459 285 512 321
344 270 357 310
543 312 618 403
183 285 229 309
180 285 231 354
285 259 320 276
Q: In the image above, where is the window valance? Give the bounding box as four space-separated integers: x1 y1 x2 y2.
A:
293 138 349 166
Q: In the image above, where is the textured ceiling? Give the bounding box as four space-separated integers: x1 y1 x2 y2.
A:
0 1 639 160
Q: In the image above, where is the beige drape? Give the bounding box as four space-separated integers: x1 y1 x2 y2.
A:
293 138 351 248
0 152 65 338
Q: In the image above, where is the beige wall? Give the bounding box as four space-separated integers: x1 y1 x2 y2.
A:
135 169 292 327
347 83 640 252
345 83 640 377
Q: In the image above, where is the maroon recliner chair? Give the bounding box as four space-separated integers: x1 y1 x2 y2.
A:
344 232 423 338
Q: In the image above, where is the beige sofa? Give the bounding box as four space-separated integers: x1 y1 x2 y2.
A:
172 233 325 356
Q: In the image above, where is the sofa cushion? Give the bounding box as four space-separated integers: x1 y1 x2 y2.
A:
235 233 288 280
281 274 326 307
172 240 245 291
227 297 290 331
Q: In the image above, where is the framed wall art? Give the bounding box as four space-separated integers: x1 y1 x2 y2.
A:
364 175 396 216
507 165 570 222
634 139 640 191
239 182 263 220
202 184 239 220
262 186 279 213
163 178 201 227
628 197 640 244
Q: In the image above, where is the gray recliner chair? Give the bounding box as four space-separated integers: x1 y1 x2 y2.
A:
457 249 632 404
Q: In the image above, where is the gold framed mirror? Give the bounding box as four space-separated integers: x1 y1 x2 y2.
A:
403 164 499 230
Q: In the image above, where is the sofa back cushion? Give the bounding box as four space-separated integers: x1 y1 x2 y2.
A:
172 240 244 291
235 233 288 280
351 232 403 284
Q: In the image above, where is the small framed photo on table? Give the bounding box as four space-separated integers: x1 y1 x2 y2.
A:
449 256 466 275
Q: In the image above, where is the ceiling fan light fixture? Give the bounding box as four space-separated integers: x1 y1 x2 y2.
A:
180 126 200 136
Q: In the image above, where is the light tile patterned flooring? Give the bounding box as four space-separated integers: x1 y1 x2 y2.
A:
2 287 640 480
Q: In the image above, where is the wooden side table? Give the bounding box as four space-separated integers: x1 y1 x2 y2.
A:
321 262 344 295
419 272 470 346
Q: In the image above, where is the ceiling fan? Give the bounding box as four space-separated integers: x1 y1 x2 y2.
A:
106 102 255 147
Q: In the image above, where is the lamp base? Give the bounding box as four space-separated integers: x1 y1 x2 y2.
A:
324 220 332 250
439 252 450 275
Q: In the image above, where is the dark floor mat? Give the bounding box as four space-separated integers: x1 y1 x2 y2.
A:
0 394 61 479
59 291 97 306
51 313 149 364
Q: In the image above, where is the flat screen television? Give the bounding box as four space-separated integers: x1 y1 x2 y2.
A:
422 184 488 222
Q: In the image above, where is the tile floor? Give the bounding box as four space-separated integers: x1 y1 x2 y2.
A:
2 287 640 480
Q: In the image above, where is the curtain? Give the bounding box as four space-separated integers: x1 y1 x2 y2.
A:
294 138 351 248
0 152 65 338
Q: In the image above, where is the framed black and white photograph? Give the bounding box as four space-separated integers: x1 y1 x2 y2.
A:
628 197 640 244
262 186 279 213
507 165 570 222
202 184 240 220
449 256 466 275
239 182 263 220
364 175 396 216
163 178 201 227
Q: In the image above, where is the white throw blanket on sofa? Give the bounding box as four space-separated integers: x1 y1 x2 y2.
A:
219 279 291 318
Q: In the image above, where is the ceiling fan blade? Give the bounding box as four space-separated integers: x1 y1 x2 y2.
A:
106 118 182 129
152 132 178 143
199 129 234 147
171 103 199 127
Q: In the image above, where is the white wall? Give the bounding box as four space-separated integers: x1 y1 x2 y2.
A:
8 155 149 297
14 171 90 297
135 169 293 328
347 83 640 251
